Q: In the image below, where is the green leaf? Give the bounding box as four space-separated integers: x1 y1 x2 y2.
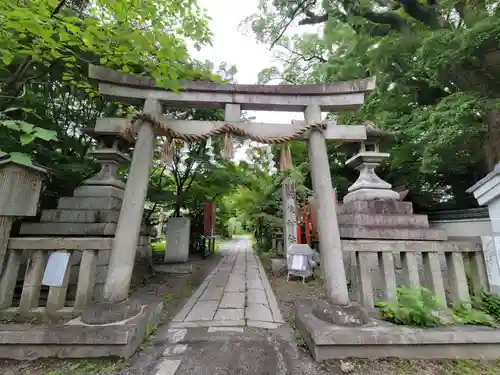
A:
0 120 20 131
0 149 7 157
65 23 80 34
1 54 13 65
20 133 36 145
82 36 92 48
34 128 58 141
1 107 22 114
9 152 32 166
18 121 34 133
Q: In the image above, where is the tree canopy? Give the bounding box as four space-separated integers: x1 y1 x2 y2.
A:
242 0 500 210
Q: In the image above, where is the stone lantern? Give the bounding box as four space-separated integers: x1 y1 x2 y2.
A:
0 159 49 272
81 132 130 190
343 122 400 203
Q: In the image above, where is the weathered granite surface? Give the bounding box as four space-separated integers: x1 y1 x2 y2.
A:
336 200 447 241
164 217 190 264
295 303 500 361
0 296 163 360
13 182 152 304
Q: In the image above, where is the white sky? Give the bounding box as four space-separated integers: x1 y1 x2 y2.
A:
188 0 324 162
189 0 306 125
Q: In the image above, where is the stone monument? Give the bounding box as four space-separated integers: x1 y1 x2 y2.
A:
282 177 298 257
164 217 191 263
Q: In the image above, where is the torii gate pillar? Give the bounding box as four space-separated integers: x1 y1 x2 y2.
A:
306 105 349 305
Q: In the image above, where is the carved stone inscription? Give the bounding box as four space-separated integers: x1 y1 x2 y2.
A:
282 178 297 256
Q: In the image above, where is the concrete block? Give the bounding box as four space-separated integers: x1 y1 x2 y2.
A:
338 201 413 215
57 197 122 210
245 303 273 322
225 280 245 292
295 303 500 361
247 278 265 290
153 264 193 274
8 237 114 251
20 223 118 236
73 185 125 199
19 223 149 237
164 217 190 263
94 264 109 284
185 301 218 321
219 292 245 308
214 308 244 321
338 213 430 228
199 286 224 301
339 225 447 241
247 320 279 329
0 298 164 360
40 209 120 223
247 289 268 305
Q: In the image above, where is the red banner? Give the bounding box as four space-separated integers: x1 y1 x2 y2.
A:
204 202 216 237
308 199 318 236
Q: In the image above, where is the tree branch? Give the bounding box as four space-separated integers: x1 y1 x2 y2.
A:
299 9 329 25
280 42 327 63
270 0 310 50
398 0 442 29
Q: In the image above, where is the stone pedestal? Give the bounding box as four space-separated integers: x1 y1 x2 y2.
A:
468 163 500 294
17 147 152 301
164 217 191 264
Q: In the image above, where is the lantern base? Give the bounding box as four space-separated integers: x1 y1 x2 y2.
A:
344 151 399 203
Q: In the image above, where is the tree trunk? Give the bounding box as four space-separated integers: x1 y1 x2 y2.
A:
484 108 500 171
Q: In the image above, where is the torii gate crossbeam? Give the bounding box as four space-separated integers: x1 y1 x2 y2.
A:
87 64 375 307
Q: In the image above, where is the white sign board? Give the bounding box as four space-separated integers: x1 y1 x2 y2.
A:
291 255 307 271
42 251 71 287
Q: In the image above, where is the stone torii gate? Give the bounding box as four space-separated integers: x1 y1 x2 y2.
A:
88 65 374 308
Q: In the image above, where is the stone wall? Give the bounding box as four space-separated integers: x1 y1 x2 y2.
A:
427 208 492 238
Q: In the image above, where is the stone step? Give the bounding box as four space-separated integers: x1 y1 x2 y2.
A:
73 185 125 199
40 209 120 223
339 225 446 241
20 223 118 236
57 197 122 210
19 222 150 236
338 213 429 228
8 237 114 250
337 201 413 215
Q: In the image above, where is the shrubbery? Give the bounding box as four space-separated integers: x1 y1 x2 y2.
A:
376 286 500 328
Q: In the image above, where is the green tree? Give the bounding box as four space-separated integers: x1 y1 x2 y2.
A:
244 0 499 210
0 0 212 163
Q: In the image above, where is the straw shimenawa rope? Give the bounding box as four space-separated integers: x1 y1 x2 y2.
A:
122 112 328 165
123 113 328 143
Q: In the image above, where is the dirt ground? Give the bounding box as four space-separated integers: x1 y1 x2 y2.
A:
259 251 500 375
0 253 222 375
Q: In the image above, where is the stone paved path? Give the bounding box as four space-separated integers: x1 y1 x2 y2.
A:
169 236 284 330
119 237 318 375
